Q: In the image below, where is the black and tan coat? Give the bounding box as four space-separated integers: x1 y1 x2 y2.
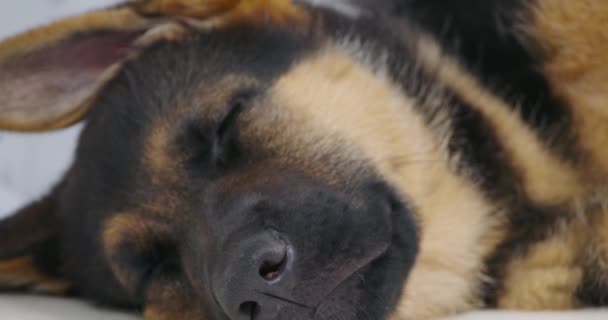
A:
0 0 607 319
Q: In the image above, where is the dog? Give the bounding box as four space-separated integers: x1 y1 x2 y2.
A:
1 0 608 319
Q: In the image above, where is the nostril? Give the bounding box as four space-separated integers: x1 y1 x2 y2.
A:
239 301 261 319
216 234 293 320
259 250 288 282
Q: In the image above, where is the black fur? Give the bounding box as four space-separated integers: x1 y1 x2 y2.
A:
355 0 576 158
578 274 608 307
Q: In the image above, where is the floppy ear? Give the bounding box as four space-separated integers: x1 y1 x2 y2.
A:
0 4 190 132
0 0 308 132
134 0 308 27
0 192 70 294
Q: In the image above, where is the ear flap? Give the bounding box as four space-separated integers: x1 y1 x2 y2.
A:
0 193 70 294
0 0 308 132
135 0 308 26
0 5 189 132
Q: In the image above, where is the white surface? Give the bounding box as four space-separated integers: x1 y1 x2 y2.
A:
0 296 138 320
1 1 607 319
0 2 121 218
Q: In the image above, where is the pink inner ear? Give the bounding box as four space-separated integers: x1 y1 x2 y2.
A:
50 32 142 70
0 31 143 125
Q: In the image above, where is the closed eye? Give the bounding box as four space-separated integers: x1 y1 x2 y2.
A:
217 97 247 140
213 90 257 167
177 89 257 172
217 90 257 140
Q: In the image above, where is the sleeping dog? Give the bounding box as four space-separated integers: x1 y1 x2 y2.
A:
1 0 608 319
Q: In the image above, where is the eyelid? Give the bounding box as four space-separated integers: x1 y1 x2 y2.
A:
216 90 257 139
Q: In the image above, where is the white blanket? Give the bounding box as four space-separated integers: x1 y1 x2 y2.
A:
0 295 606 320
0 1 606 319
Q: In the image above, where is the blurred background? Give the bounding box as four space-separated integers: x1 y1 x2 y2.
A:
0 0 120 218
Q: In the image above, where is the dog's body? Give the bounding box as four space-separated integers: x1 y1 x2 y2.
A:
1 1 608 319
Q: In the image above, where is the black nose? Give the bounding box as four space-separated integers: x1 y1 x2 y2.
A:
214 230 294 320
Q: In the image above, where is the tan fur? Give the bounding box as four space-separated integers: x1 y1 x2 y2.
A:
135 0 309 28
103 213 174 292
414 37 583 206
270 48 504 320
0 257 71 294
497 222 585 309
145 121 182 186
529 0 608 181
104 213 206 320
142 274 205 320
500 3 608 309
103 213 145 291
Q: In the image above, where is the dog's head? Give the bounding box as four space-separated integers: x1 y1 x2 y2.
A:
0 1 418 319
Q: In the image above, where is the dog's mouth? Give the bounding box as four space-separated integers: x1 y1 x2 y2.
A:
192 181 414 320
214 241 394 320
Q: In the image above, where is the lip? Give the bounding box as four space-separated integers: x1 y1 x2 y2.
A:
309 247 393 320
211 242 393 320
204 187 400 320
292 240 392 316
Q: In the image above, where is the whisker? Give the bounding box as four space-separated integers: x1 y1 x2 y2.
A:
254 290 314 310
